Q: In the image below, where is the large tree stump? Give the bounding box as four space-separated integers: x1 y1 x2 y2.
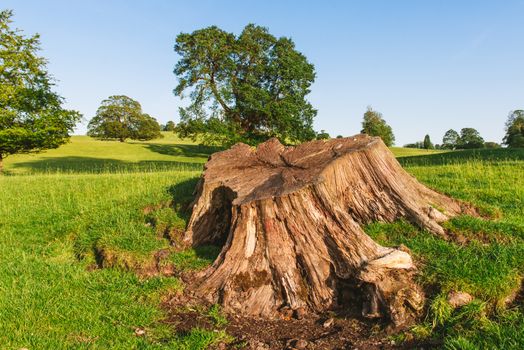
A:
182 135 476 328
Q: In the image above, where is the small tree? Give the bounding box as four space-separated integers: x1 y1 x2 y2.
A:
458 128 484 149
87 96 162 142
316 130 330 140
442 129 460 150
174 24 317 146
164 120 176 132
503 110 524 148
360 106 395 146
423 134 434 149
0 10 81 173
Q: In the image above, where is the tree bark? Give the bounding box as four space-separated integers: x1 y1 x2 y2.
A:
0 154 3 174
182 135 477 328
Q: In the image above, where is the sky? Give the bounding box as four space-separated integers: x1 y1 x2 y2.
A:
3 0 524 145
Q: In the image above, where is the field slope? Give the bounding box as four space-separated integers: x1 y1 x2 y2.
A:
1 134 523 349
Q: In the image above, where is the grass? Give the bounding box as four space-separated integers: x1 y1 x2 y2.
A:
2 133 218 175
372 148 524 348
1 134 523 349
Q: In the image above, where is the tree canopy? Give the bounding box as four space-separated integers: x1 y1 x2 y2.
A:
503 110 524 148
423 134 434 149
458 128 484 149
87 95 162 142
0 10 81 172
163 120 176 132
360 107 395 146
442 129 460 149
173 24 317 146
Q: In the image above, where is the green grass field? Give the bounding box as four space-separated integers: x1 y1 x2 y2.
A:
1 134 523 349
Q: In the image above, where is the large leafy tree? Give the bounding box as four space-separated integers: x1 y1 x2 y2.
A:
503 110 524 148
0 10 81 173
360 106 395 146
458 127 484 149
173 24 317 146
442 129 460 149
87 95 162 142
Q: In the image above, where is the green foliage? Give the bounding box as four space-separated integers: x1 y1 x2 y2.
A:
316 129 331 140
163 120 176 132
360 106 395 146
0 10 81 169
442 129 460 150
88 95 162 142
484 142 500 149
423 134 434 149
173 24 317 146
503 110 524 148
458 128 485 149
404 141 424 149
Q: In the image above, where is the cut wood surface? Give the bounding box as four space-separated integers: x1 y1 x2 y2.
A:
183 135 477 328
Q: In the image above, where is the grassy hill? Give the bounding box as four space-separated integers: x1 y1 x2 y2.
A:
3 134 448 175
2 133 216 175
1 134 524 349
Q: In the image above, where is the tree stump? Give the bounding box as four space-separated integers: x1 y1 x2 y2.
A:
183 135 476 328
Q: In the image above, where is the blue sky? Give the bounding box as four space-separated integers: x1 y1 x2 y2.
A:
4 0 523 145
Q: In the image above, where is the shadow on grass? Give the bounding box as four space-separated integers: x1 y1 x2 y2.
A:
7 156 204 175
146 143 222 159
398 148 524 166
166 177 223 266
167 177 200 223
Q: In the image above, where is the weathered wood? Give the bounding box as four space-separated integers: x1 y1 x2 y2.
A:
183 135 476 328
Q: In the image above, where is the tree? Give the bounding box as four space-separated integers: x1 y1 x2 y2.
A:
164 120 176 132
484 142 500 149
183 136 477 327
458 128 484 149
173 24 317 146
423 134 434 149
0 10 81 173
404 141 424 149
503 110 524 148
442 129 460 150
87 95 162 142
360 107 395 146
316 130 330 140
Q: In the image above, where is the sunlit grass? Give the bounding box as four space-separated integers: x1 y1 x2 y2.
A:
1 135 524 349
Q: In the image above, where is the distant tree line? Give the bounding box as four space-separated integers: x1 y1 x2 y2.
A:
405 128 502 150
2 10 524 175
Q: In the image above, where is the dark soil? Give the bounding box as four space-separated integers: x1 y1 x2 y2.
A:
161 291 440 350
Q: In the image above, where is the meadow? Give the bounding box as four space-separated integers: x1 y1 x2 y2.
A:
1 133 523 349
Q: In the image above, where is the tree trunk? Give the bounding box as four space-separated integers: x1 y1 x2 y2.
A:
182 135 476 328
0 154 3 174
